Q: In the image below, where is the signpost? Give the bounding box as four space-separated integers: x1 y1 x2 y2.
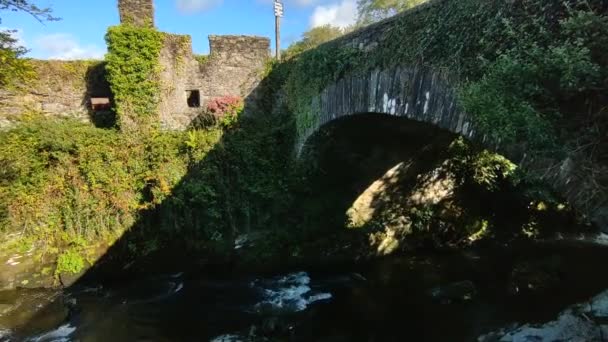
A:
274 0 283 60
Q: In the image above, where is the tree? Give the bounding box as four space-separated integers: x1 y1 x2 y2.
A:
0 0 56 22
284 25 347 59
0 30 31 88
0 0 58 88
356 0 428 25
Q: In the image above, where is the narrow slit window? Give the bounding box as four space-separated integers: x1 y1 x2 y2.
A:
187 90 201 108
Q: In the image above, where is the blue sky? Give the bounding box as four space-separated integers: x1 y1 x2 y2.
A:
0 0 358 60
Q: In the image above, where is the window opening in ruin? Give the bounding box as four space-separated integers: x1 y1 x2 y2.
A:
187 90 201 108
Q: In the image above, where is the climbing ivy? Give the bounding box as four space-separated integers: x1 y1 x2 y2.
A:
105 24 164 131
285 45 363 136
282 0 607 157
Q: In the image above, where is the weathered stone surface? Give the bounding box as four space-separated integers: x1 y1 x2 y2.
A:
0 60 110 127
118 0 154 28
158 34 270 130
297 66 464 151
0 3 269 131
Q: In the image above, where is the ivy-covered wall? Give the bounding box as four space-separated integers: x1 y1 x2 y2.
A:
157 34 270 130
1 0 270 132
105 24 164 132
278 0 608 229
0 60 110 129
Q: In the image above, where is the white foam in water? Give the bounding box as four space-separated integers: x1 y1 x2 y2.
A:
0 329 12 340
307 293 333 303
26 323 76 342
252 272 332 313
478 288 608 341
209 334 244 342
592 233 608 246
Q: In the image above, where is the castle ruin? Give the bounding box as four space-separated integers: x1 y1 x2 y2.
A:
0 0 270 130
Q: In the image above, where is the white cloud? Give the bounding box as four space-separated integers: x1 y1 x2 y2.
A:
176 0 223 14
310 0 357 28
35 33 105 60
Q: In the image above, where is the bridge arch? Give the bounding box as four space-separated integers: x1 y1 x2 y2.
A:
297 66 478 155
292 65 607 231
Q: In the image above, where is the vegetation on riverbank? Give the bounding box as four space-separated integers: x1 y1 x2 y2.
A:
1 108 589 282
0 0 603 284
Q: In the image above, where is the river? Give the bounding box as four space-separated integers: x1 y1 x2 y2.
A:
2 239 608 341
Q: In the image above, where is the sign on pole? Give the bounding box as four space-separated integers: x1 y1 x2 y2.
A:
274 0 283 60
274 0 284 17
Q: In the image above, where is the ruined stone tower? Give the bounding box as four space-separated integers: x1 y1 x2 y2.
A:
118 0 155 27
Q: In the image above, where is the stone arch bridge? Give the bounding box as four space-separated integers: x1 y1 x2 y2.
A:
288 2 607 231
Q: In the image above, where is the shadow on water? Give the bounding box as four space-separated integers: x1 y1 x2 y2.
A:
6 66 608 341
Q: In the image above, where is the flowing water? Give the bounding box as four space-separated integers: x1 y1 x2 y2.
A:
2 240 608 341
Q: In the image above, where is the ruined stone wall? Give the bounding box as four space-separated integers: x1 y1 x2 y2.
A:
157 33 198 130
158 34 270 130
0 60 111 129
118 0 155 27
201 36 270 99
0 34 269 131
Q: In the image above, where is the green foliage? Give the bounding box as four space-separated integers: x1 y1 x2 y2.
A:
55 249 85 275
0 117 198 243
281 0 607 159
161 114 297 244
0 30 34 89
285 44 364 135
356 0 428 25
284 25 347 60
461 8 605 152
448 137 517 190
194 54 209 65
0 0 59 89
105 24 164 131
0 110 299 269
0 0 58 22
409 205 434 233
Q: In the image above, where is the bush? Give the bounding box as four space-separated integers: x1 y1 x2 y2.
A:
0 117 208 250
192 95 245 129
56 249 85 275
0 112 298 269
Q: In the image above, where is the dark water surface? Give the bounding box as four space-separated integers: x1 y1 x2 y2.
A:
2 240 608 341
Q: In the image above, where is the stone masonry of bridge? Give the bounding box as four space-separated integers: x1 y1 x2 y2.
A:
293 0 608 232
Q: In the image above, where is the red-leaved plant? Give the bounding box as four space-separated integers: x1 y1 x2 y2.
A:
205 95 244 128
